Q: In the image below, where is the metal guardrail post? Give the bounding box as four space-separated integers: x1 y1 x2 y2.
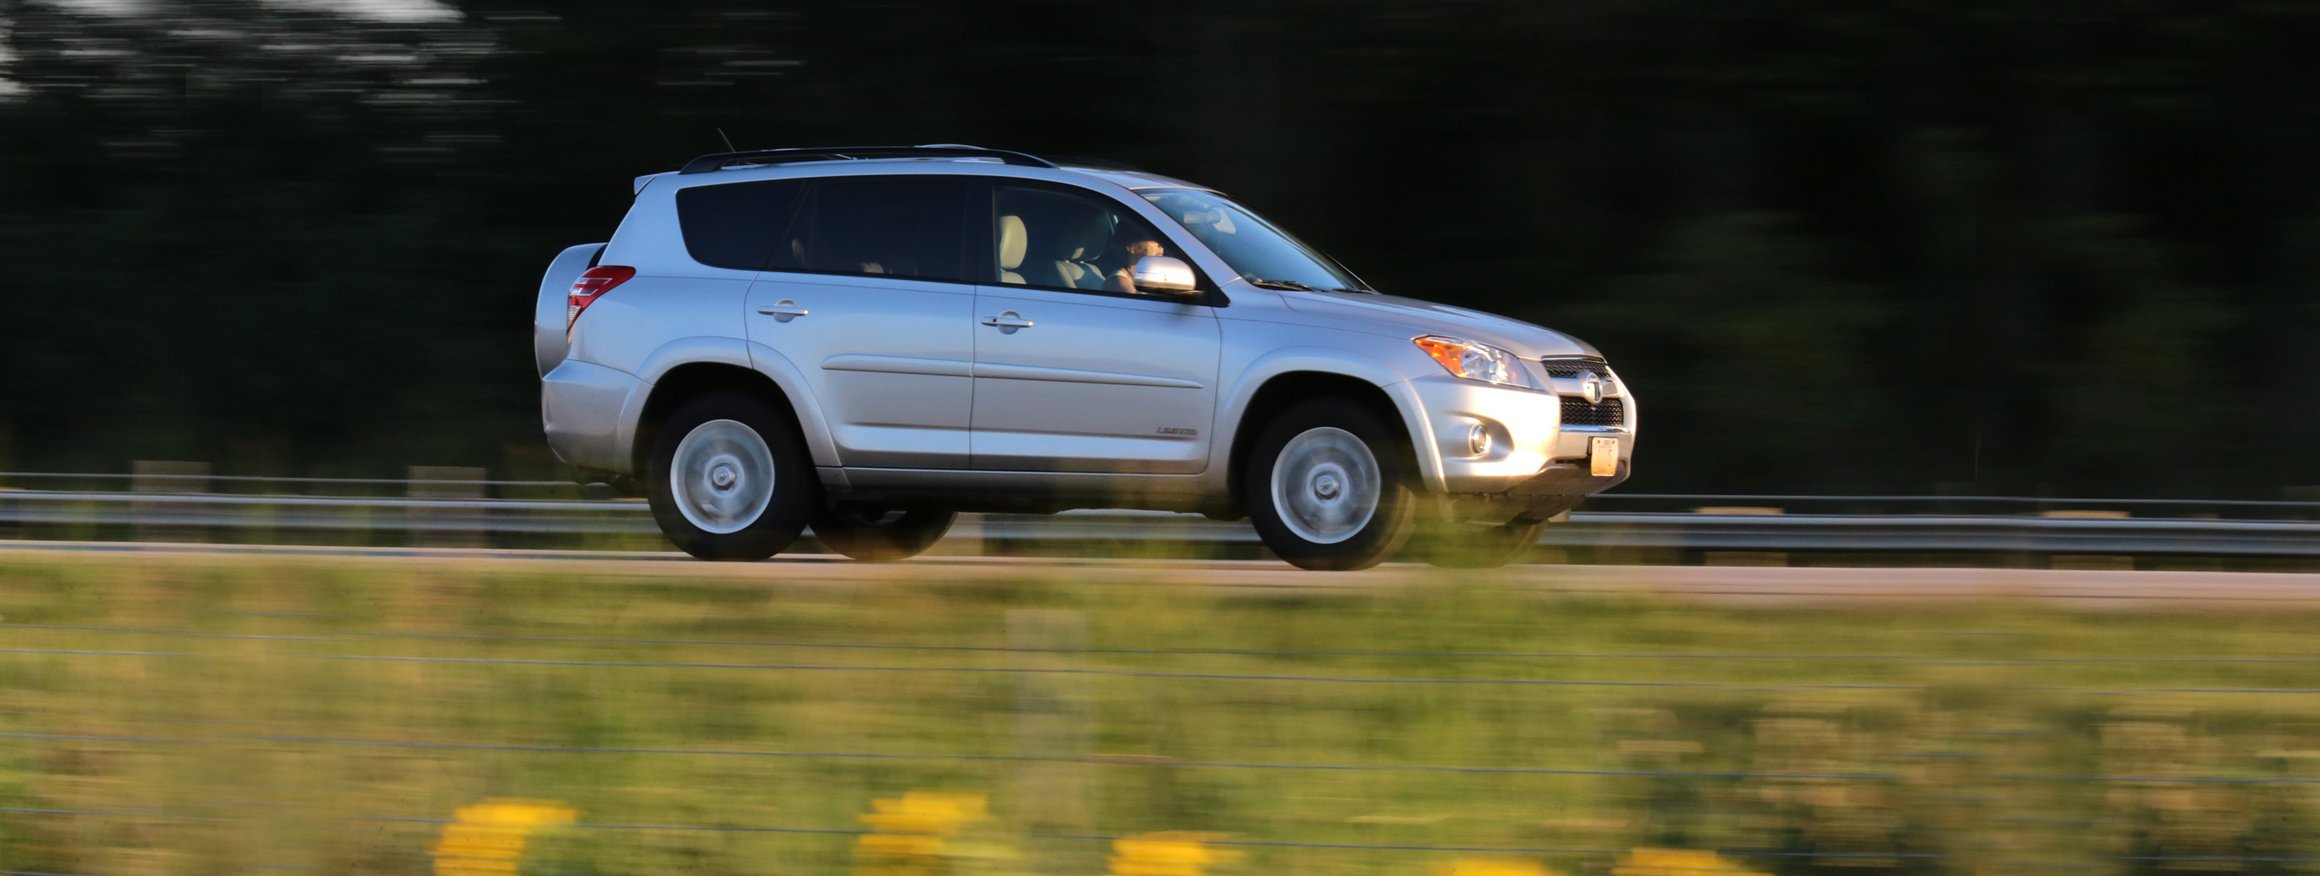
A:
2044 510 2133 570
1695 506 1787 567
409 466 487 548
132 460 210 543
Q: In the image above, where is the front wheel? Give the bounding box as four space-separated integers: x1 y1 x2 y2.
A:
810 505 957 562
647 393 817 561
1244 399 1417 571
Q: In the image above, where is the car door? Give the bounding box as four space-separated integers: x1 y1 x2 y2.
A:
970 181 1223 474
745 176 978 470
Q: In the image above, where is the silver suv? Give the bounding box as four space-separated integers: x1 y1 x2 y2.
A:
533 145 1635 570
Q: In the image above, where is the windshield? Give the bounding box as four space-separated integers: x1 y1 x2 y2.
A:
1140 188 1370 292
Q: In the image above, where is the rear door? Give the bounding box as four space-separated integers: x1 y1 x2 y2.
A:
744 176 979 470
969 181 1223 474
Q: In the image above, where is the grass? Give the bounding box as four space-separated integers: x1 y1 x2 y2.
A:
1 555 2319 875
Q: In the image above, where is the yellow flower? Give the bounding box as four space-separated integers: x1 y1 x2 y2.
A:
1610 848 1770 876
1435 859 1560 876
1106 831 1243 876
852 791 995 875
431 798 578 876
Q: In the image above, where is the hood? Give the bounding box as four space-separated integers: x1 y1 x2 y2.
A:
1278 292 1601 359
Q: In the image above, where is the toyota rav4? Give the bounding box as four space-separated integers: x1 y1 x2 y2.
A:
533 145 1635 570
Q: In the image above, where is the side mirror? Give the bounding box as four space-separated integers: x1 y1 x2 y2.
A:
1130 256 1199 296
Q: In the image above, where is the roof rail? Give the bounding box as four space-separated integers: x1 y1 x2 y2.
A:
678 145 1059 175
1044 155 1145 172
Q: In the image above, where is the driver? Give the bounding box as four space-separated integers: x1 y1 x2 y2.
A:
1105 239 1166 294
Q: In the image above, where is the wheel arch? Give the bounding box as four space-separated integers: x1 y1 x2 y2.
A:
632 361 831 480
1225 370 1426 512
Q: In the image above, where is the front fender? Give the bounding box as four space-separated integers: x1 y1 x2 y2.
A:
1210 347 1447 493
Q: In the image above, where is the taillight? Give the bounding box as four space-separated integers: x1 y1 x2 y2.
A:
566 266 636 339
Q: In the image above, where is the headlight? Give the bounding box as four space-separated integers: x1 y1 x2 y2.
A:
1414 336 1535 388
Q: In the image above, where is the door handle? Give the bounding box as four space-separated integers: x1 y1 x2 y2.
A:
980 311 1033 333
757 300 808 323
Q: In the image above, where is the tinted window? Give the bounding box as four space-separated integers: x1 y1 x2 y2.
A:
675 180 803 271
993 184 1184 296
776 178 969 283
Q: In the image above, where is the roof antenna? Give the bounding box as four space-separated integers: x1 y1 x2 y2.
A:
716 127 737 152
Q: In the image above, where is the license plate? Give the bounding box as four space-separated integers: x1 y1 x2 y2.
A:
1589 436 1621 477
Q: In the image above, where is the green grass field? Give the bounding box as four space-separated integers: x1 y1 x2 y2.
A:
3 555 2318 875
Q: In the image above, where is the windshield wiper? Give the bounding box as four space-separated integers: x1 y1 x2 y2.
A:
1244 276 1378 294
1242 277 1320 292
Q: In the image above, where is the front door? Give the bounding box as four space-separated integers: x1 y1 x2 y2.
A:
970 182 1223 474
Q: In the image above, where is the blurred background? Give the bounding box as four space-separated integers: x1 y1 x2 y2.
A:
12 7 2320 874
4 0 2317 498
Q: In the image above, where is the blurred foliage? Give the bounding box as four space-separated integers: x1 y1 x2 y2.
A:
7 556 2320 872
3 0 2319 496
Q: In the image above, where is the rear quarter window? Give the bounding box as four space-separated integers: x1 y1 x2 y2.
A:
675 180 804 271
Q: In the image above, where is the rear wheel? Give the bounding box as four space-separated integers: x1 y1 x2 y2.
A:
810 505 957 562
1244 399 1417 571
647 393 816 561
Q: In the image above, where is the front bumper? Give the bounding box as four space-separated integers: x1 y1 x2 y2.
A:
1396 371 1637 503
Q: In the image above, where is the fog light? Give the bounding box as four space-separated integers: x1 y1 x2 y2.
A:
1466 423 1494 457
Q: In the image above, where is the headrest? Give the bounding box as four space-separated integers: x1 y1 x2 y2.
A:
1051 212 1107 260
997 215 1026 270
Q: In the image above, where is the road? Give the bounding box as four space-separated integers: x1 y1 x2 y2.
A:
5 539 2317 606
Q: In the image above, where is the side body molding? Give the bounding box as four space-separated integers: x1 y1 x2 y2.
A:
822 354 974 379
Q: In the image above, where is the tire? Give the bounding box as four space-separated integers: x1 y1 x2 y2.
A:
810 505 957 562
646 392 817 561
1408 516 1549 569
1244 398 1418 571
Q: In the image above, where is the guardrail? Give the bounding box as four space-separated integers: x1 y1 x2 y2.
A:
5 471 2320 558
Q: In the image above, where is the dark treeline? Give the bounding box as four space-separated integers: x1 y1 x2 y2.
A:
2 0 2316 497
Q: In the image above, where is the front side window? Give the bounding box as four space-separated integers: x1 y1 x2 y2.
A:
1140 188 1368 292
676 179 804 271
993 184 1187 296
775 178 969 283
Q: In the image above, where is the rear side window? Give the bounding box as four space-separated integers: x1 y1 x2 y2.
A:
775 178 969 283
676 180 803 271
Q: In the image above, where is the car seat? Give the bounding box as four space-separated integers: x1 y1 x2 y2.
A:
997 214 1028 284
1051 212 1109 290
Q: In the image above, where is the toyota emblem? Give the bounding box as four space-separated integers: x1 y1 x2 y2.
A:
1580 374 1604 405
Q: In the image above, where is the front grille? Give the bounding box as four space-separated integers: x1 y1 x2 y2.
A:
1560 396 1625 427
1539 359 1613 381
